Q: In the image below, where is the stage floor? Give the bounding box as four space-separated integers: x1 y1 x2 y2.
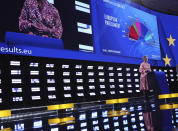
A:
0 97 178 131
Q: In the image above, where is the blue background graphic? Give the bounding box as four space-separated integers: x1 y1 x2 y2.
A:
93 0 161 60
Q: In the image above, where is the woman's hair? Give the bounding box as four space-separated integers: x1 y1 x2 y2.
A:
143 56 148 61
143 56 147 59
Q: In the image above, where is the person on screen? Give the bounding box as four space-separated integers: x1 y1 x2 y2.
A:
139 56 151 101
19 0 63 39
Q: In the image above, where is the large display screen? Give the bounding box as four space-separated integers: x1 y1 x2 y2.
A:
0 0 93 53
91 0 161 60
0 0 162 60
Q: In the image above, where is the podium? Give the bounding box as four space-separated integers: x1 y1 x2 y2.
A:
5 32 64 49
153 71 170 94
147 71 171 100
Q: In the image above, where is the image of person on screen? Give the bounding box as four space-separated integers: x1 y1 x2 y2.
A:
19 0 63 39
139 56 151 101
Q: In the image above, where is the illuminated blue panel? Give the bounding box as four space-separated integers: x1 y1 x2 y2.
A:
91 0 161 60
77 22 92 34
33 120 42 128
75 0 90 13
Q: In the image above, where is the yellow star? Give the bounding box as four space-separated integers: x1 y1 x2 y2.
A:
163 54 171 66
167 34 176 46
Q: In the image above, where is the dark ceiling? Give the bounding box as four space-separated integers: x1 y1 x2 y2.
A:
131 0 178 15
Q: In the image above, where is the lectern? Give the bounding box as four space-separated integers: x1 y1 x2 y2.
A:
147 71 170 101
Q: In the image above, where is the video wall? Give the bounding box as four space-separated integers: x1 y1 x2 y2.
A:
0 54 177 109
0 0 162 60
0 0 93 52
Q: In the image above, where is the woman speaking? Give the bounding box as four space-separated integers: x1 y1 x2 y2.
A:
139 56 151 101
19 0 63 39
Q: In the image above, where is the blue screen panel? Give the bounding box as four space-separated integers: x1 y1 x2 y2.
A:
91 0 161 60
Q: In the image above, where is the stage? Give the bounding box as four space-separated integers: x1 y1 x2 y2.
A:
0 97 178 130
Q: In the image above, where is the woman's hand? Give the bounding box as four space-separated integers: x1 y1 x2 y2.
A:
32 23 50 34
28 32 34 35
42 35 49 37
145 70 150 73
